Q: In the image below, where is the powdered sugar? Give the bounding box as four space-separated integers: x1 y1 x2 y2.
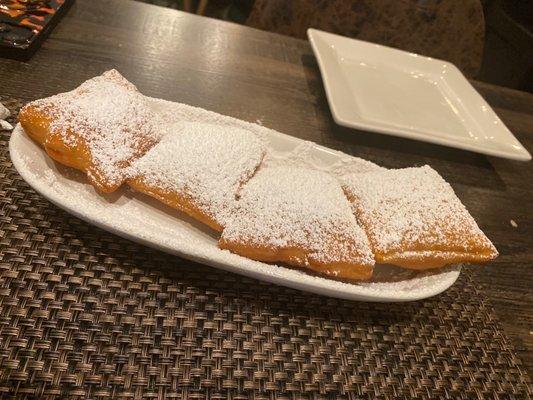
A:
263 140 386 181
28 70 162 187
129 121 265 228
152 98 270 143
263 141 322 168
222 166 374 267
11 119 461 301
329 155 386 177
342 166 498 255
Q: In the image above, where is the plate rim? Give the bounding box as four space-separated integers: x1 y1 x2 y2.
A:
307 28 531 161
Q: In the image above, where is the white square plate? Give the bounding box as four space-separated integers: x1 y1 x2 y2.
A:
307 28 531 161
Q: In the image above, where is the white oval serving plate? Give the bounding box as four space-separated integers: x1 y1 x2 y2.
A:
9 98 460 302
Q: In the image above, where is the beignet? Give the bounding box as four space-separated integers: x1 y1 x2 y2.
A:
220 166 375 280
342 166 498 269
19 70 161 193
128 121 266 231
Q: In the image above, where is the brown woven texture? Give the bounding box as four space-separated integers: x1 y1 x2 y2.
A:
0 99 531 400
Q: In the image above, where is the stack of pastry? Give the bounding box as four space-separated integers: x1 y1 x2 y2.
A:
19 70 498 282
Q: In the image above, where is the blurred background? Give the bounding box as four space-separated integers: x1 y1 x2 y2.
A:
137 0 533 92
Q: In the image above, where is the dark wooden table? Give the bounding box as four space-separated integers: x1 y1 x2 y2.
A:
0 0 531 376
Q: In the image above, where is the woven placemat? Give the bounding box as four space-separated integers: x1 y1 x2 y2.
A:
0 99 531 400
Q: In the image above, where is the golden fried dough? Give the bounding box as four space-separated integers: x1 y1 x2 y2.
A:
219 166 375 281
128 121 265 232
342 166 498 269
19 70 161 193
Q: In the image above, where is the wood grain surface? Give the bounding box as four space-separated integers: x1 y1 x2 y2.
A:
0 0 531 375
